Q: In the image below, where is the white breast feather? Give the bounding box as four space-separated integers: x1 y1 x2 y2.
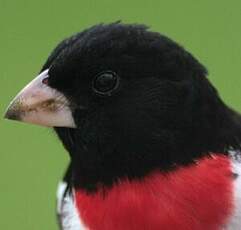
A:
57 150 241 230
226 150 241 230
57 182 87 230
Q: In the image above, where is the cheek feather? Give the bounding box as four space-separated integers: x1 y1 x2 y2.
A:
74 154 234 230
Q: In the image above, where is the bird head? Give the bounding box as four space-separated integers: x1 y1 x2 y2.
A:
5 23 241 190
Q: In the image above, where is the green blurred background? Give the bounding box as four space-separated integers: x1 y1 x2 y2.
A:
0 0 240 229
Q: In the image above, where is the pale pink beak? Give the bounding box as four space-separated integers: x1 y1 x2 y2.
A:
4 69 76 128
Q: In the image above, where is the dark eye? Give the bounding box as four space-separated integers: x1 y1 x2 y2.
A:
92 71 120 96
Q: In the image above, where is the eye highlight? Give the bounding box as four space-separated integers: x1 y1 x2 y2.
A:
92 71 120 96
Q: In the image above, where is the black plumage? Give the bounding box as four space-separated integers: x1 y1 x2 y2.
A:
40 22 241 191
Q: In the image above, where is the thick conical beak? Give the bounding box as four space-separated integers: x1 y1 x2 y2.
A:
4 69 76 128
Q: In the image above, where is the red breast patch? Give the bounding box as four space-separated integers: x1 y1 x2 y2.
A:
75 155 234 230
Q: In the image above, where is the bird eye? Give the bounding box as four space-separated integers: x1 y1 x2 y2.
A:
42 77 49 85
92 71 120 96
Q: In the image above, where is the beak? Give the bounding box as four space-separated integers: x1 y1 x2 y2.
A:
4 69 76 128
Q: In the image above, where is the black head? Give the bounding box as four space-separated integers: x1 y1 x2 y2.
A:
39 23 241 191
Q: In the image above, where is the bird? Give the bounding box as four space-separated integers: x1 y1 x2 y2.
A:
4 22 241 230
